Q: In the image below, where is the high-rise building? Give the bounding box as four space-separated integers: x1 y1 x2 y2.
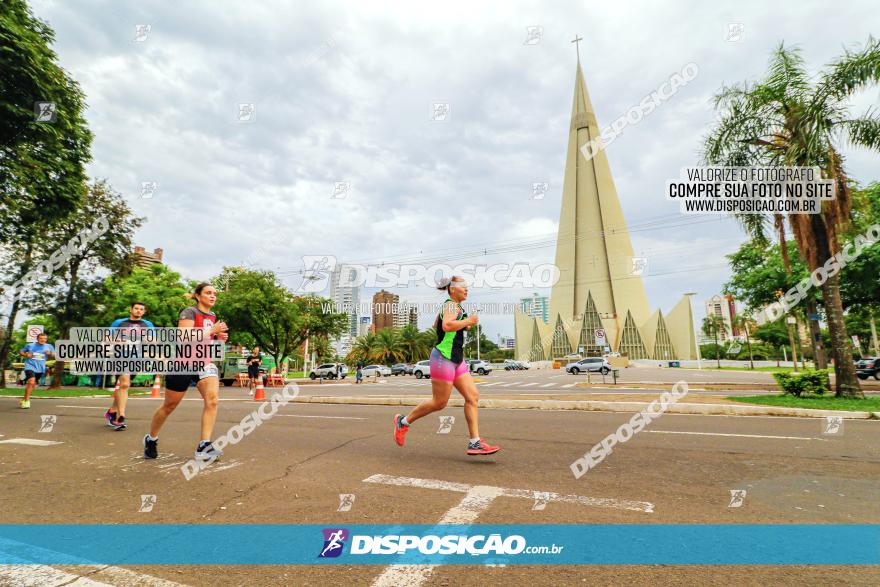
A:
704 294 738 341
514 55 697 361
372 290 398 332
519 293 549 324
393 302 418 329
358 317 371 337
132 246 163 268
329 266 360 339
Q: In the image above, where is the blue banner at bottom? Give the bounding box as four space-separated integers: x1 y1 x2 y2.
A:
0 525 877 565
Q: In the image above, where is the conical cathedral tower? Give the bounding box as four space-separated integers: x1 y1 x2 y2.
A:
515 50 696 362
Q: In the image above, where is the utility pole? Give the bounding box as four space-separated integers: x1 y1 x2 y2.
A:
786 315 800 372
684 292 702 369
476 320 481 361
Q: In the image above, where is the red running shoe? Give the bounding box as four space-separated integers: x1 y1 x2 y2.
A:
467 438 500 456
393 413 409 447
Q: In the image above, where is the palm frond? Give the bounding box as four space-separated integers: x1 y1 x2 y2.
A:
815 36 880 104
838 110 880 151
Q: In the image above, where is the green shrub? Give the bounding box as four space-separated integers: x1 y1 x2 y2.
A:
773 369 830 397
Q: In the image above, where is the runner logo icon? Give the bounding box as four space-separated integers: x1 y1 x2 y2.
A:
319 528 349 558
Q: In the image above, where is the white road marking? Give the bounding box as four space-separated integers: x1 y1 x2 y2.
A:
0 438 63 446
74 566 186 586
365 474 652 587
0 565 114 586
482 382 504 387
363 474 653 512
370 485 505 587
562 383 576 388
275 414 366 420
540 383 556 388
646 430 826 441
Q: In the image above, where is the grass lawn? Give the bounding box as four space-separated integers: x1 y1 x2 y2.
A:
0 387 151 398
728 394 880 411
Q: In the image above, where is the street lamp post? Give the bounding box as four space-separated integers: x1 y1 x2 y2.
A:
684 292 702 370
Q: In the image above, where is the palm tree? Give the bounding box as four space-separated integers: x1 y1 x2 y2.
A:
348 332 378 363
703 315 726 369
399 324 431 362
733 314 757 370
373 328 406 365
703 38 880 397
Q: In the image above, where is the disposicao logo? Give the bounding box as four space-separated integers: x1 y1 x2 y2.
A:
318 528 349 558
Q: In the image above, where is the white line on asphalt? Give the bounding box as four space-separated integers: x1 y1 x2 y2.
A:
0 565 114 586
275 414 366 420
0 438 63 446
562 383 576 388
645 430 826 441
482 382 504 387
362 474 654 512
0 564 185 586
540 383 556 388
369 485 506 587
74 566 186 587
364 474 651 587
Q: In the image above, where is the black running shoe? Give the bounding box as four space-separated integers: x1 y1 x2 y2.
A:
195 441 223 462
113 415 126 431
143 434 158 459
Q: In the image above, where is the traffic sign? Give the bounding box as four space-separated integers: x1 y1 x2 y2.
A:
594 328 607 346
26 325 44 343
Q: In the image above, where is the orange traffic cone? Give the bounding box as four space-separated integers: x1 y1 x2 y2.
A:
253 379 266 401
151 374 162 398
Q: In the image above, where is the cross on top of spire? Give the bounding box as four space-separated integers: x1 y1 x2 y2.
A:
571 34 583 62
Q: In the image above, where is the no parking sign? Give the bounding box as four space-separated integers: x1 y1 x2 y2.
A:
26 325 44 343
594 328 607 347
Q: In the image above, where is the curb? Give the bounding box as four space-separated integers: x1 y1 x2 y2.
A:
293 395 878 420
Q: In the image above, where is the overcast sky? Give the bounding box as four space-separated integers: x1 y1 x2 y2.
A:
31 0 880 339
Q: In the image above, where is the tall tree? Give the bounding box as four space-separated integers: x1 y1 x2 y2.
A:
0 0 93 380
703 38 880 397
213 269 347 371
95 264 190 328
29 180 142 387
733 314 757 369
0 0 92 229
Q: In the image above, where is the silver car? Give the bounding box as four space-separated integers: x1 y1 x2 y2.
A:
565 357 611 375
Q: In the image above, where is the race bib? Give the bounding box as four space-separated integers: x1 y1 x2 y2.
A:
32 352 45 361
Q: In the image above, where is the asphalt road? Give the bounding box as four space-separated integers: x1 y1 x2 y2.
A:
1 383 878 586
300 366 880 398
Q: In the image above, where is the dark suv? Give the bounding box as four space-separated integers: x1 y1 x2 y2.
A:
391 363 408 376
856 357 879 380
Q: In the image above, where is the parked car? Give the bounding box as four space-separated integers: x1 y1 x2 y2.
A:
405 363 415 375
856 357 879 380
467 359 492 375
503 359 525 370
309 363 348 380
412 360 431 379
565 357 611 375
391 363 408 376
362 364 391 377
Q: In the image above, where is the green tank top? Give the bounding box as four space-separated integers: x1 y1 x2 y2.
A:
435 298 467 363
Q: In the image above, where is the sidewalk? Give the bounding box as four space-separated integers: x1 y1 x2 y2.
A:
290 392 880 420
